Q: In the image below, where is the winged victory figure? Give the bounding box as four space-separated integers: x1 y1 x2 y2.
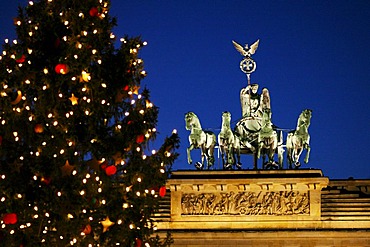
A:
232 39 260 58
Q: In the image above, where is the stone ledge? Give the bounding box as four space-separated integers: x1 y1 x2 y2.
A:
170 169 324 179
156 220 370 230
153 230 370 247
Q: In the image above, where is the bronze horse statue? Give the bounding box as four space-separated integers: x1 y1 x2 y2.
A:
257 109 284 169
218 111 241 169
185 112 216 170
286 109 312 168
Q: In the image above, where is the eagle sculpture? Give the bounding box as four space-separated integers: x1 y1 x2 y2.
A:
232 39 260 58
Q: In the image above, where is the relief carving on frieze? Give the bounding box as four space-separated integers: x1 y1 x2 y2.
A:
181 191 309 216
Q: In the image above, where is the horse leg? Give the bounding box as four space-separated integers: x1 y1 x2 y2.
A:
208 145 215 169
257 140 263 159
277 146 284 169
219 145 226 168
224 147 232 170
235 147 242 169
270 138 279 169
304 144 310 164
195 146 206 170
294 147 303 168
269 146 278 169
227 145 235 168
187 144 194 165
287 147 293 169
262 152 267 169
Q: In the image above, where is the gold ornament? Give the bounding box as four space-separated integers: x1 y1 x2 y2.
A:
80 70 91 82
100 216 114 232
131 85 140 95
61 160 75 176
10 90 22 105
69 93 78 105
86 157 103 171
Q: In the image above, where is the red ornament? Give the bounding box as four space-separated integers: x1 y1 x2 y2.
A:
159 186 166 197
136 134 145 144
89 7 99 17
123 85 129 91
34 123 44 133
105 165 117 176
0 135 2 145
15 54 26 63
82 224 92 235
55 64 69 74
3 213 17 225
135 238 142 247
41 176 52 185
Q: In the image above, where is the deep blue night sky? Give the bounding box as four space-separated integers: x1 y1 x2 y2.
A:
1 1 370 179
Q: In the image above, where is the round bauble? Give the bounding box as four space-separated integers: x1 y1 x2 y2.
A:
34 123 44 133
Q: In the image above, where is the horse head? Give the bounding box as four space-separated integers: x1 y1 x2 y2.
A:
221 111 231 128
185 112 198 130
297 109 312 129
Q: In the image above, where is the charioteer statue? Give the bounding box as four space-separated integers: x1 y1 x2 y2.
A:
233 39 282 169
240 83 271 131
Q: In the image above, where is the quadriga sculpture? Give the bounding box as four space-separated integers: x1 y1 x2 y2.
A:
218 111 241 169
286 109 312 168
185 112 216 170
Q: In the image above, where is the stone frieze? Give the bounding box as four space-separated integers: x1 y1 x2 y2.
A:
181 191 309 216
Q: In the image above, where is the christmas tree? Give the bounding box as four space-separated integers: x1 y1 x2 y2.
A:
0 0 179 246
